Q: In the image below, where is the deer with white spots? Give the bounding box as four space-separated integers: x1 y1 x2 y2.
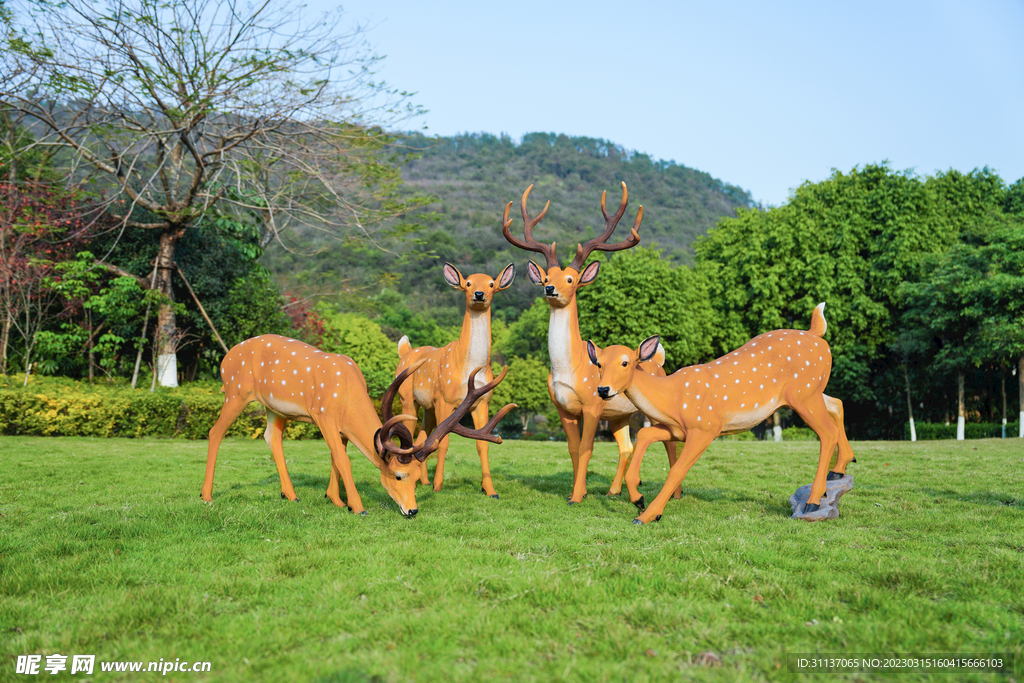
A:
394 261 516 496
503 183 682 505
201 335 515 517
588 303 856 524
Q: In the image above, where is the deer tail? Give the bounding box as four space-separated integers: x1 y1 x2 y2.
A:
808 303 827 337
397 335 412 358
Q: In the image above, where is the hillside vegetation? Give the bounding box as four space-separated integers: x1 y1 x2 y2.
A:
263 132 754 321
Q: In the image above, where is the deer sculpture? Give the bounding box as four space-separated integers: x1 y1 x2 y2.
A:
587 303 856 524
201 334 515 517
502 183 681 505
395 261 516 497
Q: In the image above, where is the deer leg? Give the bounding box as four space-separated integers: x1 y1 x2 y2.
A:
634 429 716 525
555 404 582 485
625 424 674 510
824 395 856 475
417 408 435 486
606 417 634 496
264 411 299 502
324 436 348 508
792 394 840 509
432 401 454 492
322 427 365 515
201 396 249 501
569 408 602 504
472 399 499 498
664 440 682 499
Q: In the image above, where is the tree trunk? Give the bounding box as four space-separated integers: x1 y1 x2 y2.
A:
1002 372 1007 439
154 227 185 387
904 364 916 442
87 311 95 381
956 371 965 441
0 312 10 377
1018 356 1023 439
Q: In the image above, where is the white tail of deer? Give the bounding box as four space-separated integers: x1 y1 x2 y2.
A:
502 183 681 503
589 303 856 524
395 261 515 496
201 335 515 516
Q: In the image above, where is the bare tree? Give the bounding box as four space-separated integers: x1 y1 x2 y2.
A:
2 0 424 385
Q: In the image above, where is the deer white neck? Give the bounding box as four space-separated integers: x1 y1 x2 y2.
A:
548 303 579 380
458 307 491 383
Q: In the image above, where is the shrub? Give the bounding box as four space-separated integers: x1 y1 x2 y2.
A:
903 421 1020 440
0 377 396 440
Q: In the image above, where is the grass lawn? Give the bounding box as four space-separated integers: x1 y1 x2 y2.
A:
1 434 1022 682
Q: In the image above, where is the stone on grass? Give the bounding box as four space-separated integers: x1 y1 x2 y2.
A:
790 475 854 521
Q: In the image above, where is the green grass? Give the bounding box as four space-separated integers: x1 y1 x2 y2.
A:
1 435 1022 682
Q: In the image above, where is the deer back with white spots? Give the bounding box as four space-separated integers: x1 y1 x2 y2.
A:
503 182 683 505
393 261 516 497
200 334 515 517
590 303 856 524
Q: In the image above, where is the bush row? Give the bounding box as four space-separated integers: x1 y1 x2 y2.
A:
904 421 1021 440
0 377 394 440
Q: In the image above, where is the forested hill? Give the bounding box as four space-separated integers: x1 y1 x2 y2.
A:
396 132 754 263
264 131 753 323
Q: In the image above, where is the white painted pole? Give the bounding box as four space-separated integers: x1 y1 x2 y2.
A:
909 418 917 442
956 415 965 441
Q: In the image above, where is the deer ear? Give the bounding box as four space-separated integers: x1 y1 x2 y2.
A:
442 262 463 288
497 263 516 290
527 261 545 285
638 335 661 362
587 340 600 366
579 260 600 285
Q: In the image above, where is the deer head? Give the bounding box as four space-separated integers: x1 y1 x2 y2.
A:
588 336 660 401
442 262 516 311
503 183 641 308
374 364 516 515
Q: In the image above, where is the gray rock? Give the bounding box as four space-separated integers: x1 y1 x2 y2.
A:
790 475 854 521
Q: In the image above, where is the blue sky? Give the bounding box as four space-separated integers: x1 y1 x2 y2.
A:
321 0 1024 206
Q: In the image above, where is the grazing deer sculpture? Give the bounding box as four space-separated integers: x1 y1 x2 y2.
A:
502 183 681 504
201 334 515 517
587 303 856 524
395 261 516 496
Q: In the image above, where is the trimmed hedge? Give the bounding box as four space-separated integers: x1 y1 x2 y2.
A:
903 421 1021 440
0 377 392 440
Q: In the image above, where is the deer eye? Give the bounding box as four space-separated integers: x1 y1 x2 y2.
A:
596 362 601 369
395 472 407 481
566 277 573 283
466 281 472 287
489 282 494 288
622 361 628 367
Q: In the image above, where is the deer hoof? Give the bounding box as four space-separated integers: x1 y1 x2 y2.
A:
654 515 662 522
638 481 644 487
804 502 820 513
357 510 369 517
826 471 845 481
632 518 645 525
490 494 500 499
281 492 286 499
567 500 578 506
852 457 857 463
632 495 646 512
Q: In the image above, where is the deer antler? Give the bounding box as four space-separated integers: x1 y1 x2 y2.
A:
374 360 425 461
413 366 517 462
568 181 642 271
502 185 560 268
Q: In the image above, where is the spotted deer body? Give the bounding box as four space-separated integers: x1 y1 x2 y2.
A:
395 263 515 496
589 304 856 524
201 334 514 516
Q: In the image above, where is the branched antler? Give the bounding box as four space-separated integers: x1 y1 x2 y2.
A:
413 366 517 462
502 185 559 268
568 181 642 271
374 360 423 460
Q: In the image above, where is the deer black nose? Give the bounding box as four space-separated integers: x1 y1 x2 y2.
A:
405 508 418 517
474 291 484 301
597 386 611 399
545 285 555 295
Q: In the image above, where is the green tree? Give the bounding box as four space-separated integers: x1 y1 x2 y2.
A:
316 305 399 397
4 0 426 385
576 247 714 370
489 356 551 431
